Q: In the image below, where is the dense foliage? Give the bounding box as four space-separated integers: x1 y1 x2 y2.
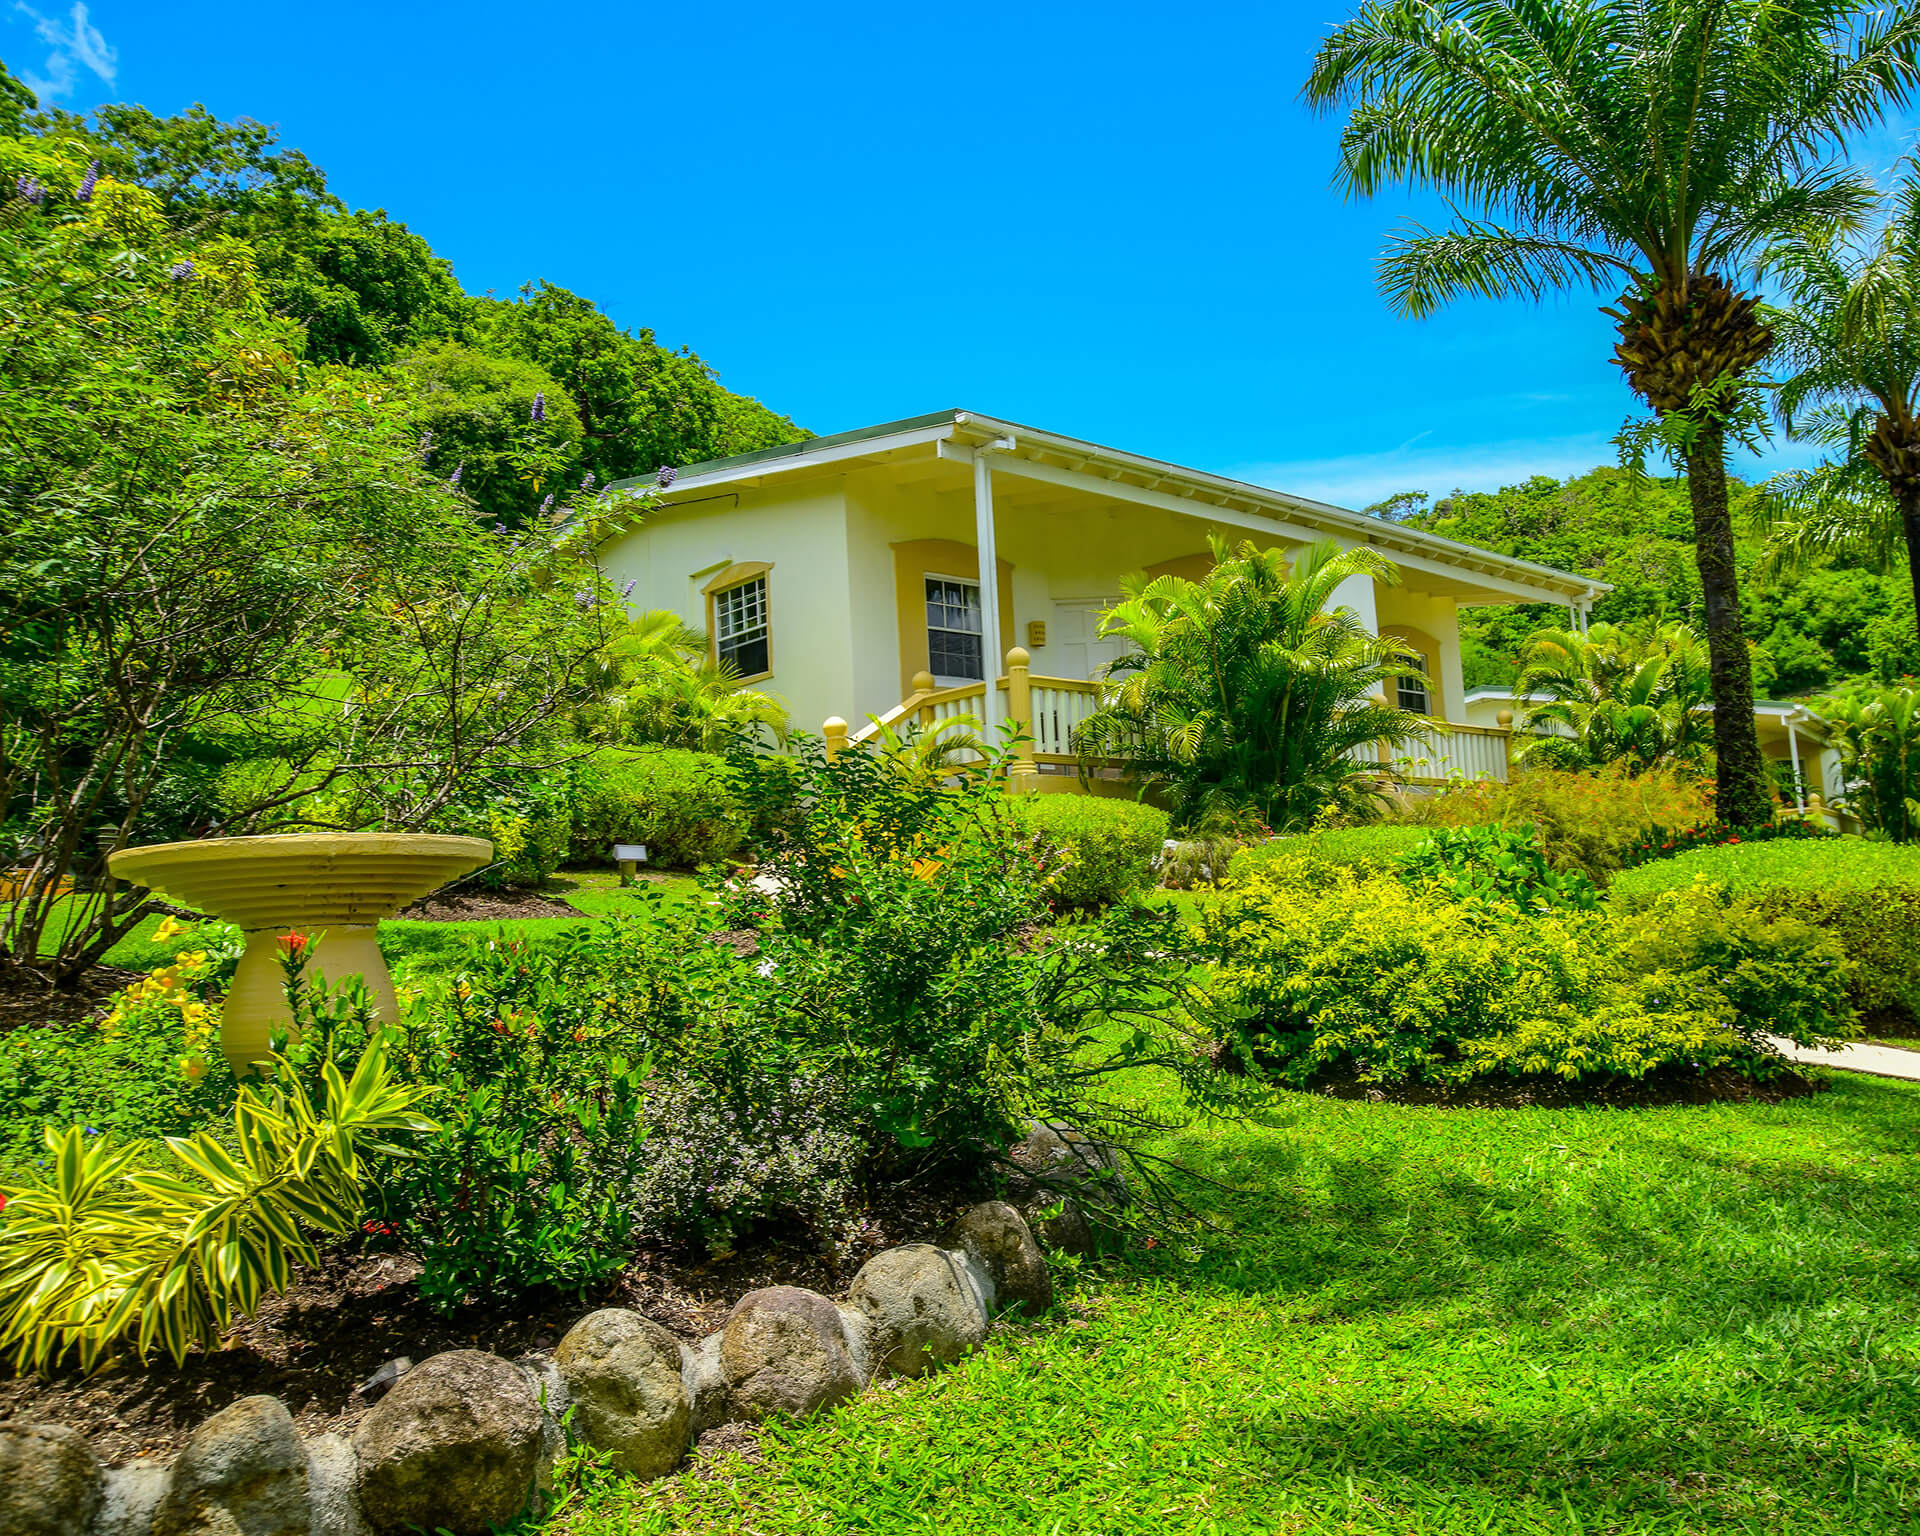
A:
1012 795 1169 909
1080 538 1428 830
1511 621 1713 773
570 747 746 869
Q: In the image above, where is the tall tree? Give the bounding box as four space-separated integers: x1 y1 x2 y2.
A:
1303 0 1920 826
1761 155 1920 643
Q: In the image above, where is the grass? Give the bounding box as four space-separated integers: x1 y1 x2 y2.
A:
571 1074 1920 1535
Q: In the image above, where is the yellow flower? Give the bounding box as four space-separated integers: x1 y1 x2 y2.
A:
153 915 191 943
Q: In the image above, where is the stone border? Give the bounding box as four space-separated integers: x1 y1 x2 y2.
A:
0 1201 1063 1536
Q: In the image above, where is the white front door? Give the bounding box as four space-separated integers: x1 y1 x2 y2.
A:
1052 598 1132 682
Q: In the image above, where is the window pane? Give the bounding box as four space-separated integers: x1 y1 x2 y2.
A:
720 632 769 677
1397 676 1430 713
925 576 984 679
714 577 768 675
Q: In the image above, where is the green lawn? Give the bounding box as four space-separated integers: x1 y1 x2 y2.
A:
576 1074 1920 1535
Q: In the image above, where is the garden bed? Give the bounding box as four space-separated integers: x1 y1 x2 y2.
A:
393 889 585 922
1300 1062 1826 1109
0 1174 979 1467
0 965 138 1036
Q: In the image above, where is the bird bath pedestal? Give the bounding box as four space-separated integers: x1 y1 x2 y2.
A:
108 833 492 1077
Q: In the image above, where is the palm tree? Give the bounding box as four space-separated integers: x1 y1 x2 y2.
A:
1760 156 1920 641
1818 683 1920 840
1303 0 1920 828
585 609 788 751
1076 536 1430 830
1512 621 1714 775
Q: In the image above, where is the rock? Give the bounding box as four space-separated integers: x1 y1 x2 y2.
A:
849 1244 990 1378
952 1200 1054 1316
351 1349 543 1536
679 1334 729 1435
97 1463 168 1536
834 1302 875 1386
355 1358 412 1403
718 1286 864 1422
0 1421 103 1536
154 1395 308 1536
1008 1120 1129 1211
1018 1191 1096 1256
554 1310 690 1480
303 1437 366 1536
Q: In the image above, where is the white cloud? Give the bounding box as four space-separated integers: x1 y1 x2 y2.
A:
1223 432 1622 512
12 2 116 102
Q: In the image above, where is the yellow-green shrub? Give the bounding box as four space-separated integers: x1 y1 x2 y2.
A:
1202 863 1848 1086
570 747 744 868
1400 764 1713 882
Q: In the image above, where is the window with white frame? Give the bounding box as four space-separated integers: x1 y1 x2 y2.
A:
1397 662 1432 714
714 576 769 677
925 576 983 681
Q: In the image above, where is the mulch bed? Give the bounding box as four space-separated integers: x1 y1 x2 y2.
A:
0 1174 981 1467
393 890 585 922
0 966 140 1037
1299 1062 1827 1109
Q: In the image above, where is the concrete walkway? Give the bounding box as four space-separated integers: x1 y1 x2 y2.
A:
1767 1035 1920 1082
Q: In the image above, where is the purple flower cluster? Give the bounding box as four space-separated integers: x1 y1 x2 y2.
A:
539 493 555 517
580 471 596 491
169 260 195 281
656 465 677 488
620 578 636 598
14 175 43 205
530 391 546 423
448 462 464 488
573 589 595 610
75 161 99 203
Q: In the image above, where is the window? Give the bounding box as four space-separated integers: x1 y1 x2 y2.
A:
926 576 983 681
1397 672 1431 714
714 576 769 677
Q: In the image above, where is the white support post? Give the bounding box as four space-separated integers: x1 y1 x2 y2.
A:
1787 714 1805 813
972 440 1010 747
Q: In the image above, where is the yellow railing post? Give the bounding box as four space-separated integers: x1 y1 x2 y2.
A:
1496 708 1514 780
912 669 936 728
1005 647 1035 780
823 716 848 760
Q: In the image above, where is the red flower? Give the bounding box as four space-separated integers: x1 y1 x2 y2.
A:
276 932 309 958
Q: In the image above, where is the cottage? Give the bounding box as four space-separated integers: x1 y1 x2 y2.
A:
599 409 1601 784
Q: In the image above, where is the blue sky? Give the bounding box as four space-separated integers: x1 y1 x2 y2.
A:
9 1 1915 507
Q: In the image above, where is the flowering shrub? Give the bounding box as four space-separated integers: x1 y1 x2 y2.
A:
1619 816 1834 869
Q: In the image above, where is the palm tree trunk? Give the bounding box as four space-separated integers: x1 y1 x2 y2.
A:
1683 424 1773 826
1903 486 1920 647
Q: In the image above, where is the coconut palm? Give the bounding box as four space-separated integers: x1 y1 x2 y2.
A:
1759 157 1920 640
1302 0 1920 827
1513 621 1714 774
585 609 787 751
1076 537 1429 831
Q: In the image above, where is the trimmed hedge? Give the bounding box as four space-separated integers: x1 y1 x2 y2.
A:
1611 840 1920 1023
571 747 744 869
1015 794 1169 909
1226 825 1432 881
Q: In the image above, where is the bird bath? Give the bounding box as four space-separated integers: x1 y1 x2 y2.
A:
107 833 492 1076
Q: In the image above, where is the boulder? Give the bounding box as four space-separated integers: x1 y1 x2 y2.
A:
351 1350 543 1536
303 1436 367 1536
718 1286 863 1422
554 1310 690 1479
0 1422 103 1536
97 1463 168 1536
679 1333 729 1435
1018 1191 1096 1257
952 1200 1054 1316
1008 1120 1129 1210
154 1395 308 1536
849 1244 990 1378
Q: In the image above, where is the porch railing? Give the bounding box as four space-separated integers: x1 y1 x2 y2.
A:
835 648 1512 786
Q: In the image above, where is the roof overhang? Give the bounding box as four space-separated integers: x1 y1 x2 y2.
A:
608 409 1607 608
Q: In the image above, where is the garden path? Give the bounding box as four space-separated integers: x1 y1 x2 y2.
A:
1768 1035 1920 1081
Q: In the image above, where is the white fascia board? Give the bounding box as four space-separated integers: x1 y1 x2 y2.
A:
961 446 1583 607
949 412 1601 604
657 423 958 498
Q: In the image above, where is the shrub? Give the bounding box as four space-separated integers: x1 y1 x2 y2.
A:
1611 840 1920 1021
570 747 744 869
376 935 654 1309
0 942 238 1176
1620 817 1836 869
1203 861 1851 1087
1397 824 1601 911
0 1043 432 1371
1225 824 1431 881
1400 764 1713 882
437 776 572 888
1014 795 1169 908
